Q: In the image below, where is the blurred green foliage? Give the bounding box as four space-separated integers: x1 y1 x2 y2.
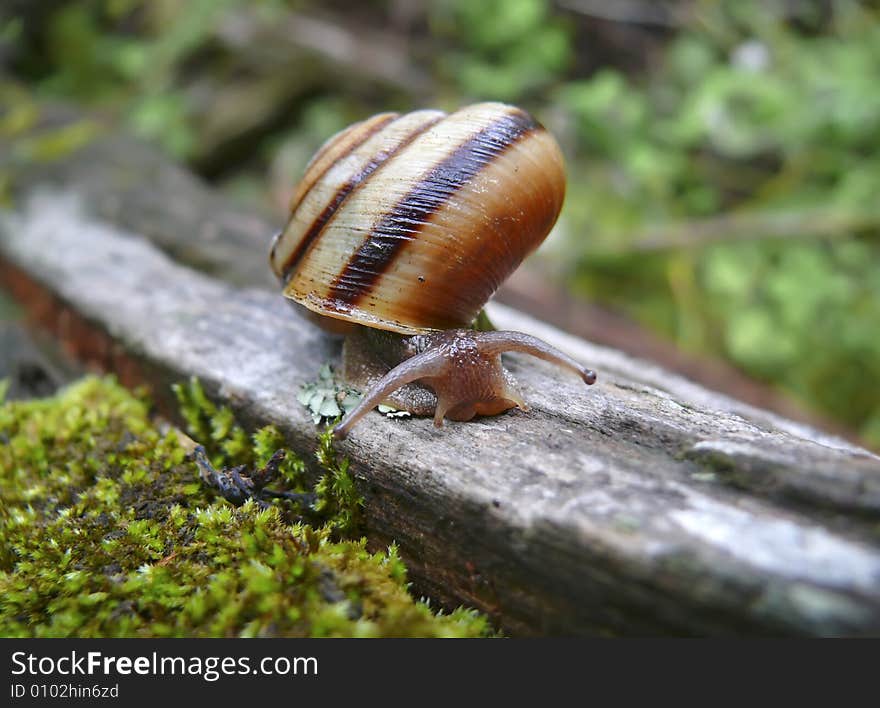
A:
552 1 880 444
2 0 879 444
431 0 572 100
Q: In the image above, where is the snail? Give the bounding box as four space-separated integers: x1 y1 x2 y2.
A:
270 102 596 439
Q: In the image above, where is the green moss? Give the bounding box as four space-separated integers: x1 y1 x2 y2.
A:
313 428 363 538
172 377 252 469
0 376 492 637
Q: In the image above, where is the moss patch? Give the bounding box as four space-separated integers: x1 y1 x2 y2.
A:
0 376 491 637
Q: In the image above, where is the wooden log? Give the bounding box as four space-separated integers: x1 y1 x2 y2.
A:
0 291 83 400
3 125 880 636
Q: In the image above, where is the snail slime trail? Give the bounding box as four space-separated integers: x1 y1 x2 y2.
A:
270 102 596 437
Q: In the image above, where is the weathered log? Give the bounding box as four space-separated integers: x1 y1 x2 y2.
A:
0 292 83 400
2 124 880 636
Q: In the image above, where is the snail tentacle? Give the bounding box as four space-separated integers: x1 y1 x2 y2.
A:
332 346 447 439
471 330 597 386
332 328 595 439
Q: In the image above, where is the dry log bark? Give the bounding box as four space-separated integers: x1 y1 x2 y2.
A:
2 123 880 636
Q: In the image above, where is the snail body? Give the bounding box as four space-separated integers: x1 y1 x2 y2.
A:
271 102 596 438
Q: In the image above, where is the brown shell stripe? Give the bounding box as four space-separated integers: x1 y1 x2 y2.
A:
288 113 396 217
325 109 540 308
278 113 445 283
270 113 397 273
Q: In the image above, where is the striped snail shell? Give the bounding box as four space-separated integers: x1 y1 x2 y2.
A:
270 102 596 438
269 102 566 334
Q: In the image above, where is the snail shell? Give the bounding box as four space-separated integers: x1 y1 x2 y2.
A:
269 102 566 334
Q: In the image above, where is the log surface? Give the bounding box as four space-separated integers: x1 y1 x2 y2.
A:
3 126 880 636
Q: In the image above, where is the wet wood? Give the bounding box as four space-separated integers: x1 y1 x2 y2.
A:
2 125 880 636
